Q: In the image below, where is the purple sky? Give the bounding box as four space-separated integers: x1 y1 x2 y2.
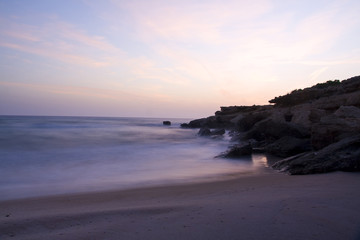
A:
1 0 359 117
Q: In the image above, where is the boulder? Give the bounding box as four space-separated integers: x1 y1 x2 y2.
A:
310 91 360 111
198 128 226 136
237 111 270 132
187 118 207 128
204 116 235 128
334 105 360 118
272 135 360 174
218 143 253 158
163 121 171 125
311 110 360 150
198 128 211 136
245 119 310 142
182 116 235 129
180 123 190 128
265 136 311 158
309 108 327 123
211 128 226 136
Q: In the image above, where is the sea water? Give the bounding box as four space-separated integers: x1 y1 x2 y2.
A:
0 116 268 200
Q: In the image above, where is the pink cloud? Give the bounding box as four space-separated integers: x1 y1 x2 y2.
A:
0 18 123 67
0 80 174 103
115 0 271 44
45 21 119 52
0 41 109 67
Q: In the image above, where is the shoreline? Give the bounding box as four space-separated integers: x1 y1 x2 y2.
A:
0 166 270 202
0 152 275 202
1 171 360 240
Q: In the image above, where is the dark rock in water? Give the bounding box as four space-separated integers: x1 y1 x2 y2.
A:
272 135 360 174
211 128 225 136
198 128 211 136
266 136 311 158
183 116 235 129
163 121 171 125
198 128 226 136
219 143 252 158
204 116 234 128
180 123 190 128
188 118 207 128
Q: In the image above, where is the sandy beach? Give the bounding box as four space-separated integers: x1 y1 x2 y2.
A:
1 171 360 240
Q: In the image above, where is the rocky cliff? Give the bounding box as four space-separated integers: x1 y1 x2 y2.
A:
182 75 360 174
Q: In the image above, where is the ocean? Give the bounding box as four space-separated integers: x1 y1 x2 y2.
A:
0 116 269 200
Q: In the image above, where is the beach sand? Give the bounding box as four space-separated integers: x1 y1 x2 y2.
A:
1 171 360 240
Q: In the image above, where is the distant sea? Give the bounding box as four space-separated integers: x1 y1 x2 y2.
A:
0 116 269 200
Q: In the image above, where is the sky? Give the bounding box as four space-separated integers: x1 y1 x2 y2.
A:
0 0 359 118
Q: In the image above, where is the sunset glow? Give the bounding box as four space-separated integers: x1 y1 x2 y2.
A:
1 0 359 117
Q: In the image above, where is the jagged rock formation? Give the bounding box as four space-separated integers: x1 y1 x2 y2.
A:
197 128 225 137
182 75 360 174
272 135 360 174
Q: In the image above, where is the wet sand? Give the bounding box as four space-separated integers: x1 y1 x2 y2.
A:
1 171 360 240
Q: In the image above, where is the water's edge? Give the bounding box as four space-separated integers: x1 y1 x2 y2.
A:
0 116 271 200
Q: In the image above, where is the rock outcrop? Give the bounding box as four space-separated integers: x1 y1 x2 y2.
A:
198 128 226 137
181 75 360 174
272 135 360 174
217 143 253 158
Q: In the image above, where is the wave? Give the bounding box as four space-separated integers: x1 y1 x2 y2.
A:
0 116 266 200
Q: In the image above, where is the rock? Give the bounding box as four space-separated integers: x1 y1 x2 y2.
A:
266 136 311 158
245 119 310 142
187 118 207 128
198 128 211 136
272 135 360 174
180 123 190 128
198 128 225 136
211 128 226 136
334 106 360 118
181 75 360 174
311 110 360 150
343 75 360 92
286 104 312 128
311 122 340 150
309 108 327 123
163 121 171 125
218 143 253 158
284 112 293 122
183 116 234 129
215 105 270 116
204 116 235 128
305 89 360 113
237 111 270 131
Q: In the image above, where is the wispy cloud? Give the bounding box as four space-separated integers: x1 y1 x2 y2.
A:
310 67 329 82
114 0 271 44
0 41 110 67
48 21 119 52
106 0 358 83
105 0 360 105
0 80 174 103
0 81 121 100
1 0 359 117
0 17 123 67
